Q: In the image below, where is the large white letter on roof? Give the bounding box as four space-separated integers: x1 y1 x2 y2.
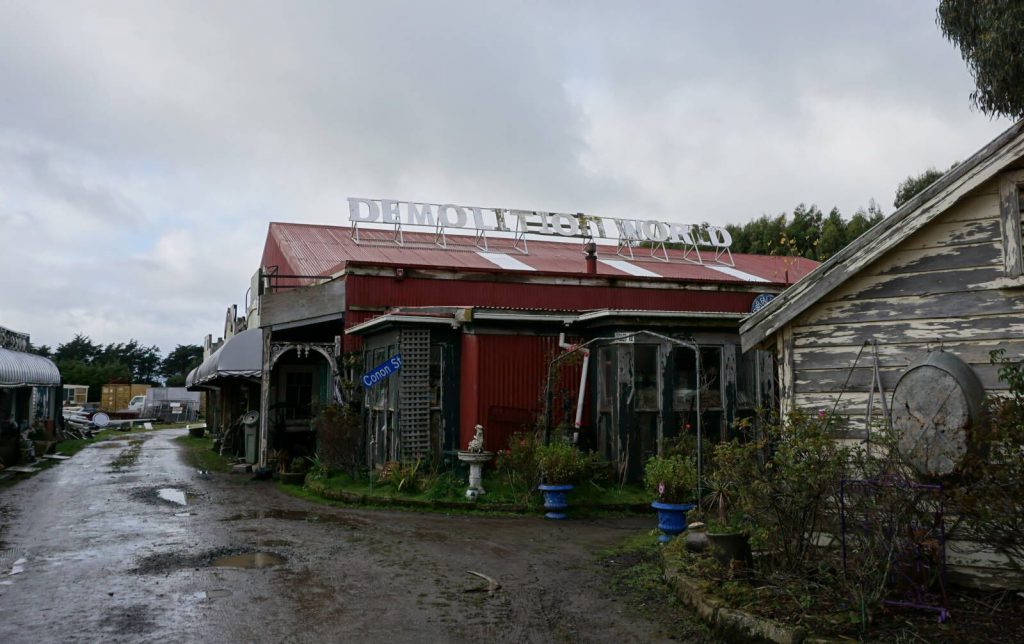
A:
708 227 733 248
348 198 380 223
380 199 403 224
406 202 435 226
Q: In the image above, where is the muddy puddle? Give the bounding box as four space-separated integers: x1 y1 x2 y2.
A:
157 488 190 505
222 509 368 529
134 547 287 575
211 552 286 569
131 485 198 507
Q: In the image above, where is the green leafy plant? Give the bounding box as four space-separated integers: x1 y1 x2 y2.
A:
425 471 463 501
496 431 540 492
712 409 851 571
643 454 696 504
305 453 330 481
535 440 586 485
704 436 757 532
312 391 363 479
378 459 424 493
289 456 309 474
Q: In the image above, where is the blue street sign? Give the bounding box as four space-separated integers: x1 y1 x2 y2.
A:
361 354 402 387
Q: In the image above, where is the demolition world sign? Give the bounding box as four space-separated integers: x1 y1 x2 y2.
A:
348 197 733 248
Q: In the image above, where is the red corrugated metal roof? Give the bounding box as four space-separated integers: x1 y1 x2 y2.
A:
262 222 817 286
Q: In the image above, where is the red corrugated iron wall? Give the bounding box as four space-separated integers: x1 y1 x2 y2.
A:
459 334 585 453
347 274 755 312
342 310 377 353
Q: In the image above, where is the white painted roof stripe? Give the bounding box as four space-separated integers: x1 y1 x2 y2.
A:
598 259 662 278
476 252 536 271
706 265 769 282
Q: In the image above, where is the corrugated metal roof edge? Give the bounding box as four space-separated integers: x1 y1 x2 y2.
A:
339 260 797 287
265 222 816 287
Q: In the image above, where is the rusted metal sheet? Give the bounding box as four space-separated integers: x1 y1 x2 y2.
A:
263 222 814 286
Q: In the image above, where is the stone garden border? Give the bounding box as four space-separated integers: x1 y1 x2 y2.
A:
662 557 843 644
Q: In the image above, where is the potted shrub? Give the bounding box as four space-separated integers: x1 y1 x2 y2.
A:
535 441 586 519
644 454 697 542
704 438 755 567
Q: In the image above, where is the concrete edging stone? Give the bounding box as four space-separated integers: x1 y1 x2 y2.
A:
663 559 843 644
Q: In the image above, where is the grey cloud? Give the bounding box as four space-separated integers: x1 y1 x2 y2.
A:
0 0 1013 351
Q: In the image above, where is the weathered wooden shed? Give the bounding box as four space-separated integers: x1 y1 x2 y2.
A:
740 120 1024 586
742 120 1024 436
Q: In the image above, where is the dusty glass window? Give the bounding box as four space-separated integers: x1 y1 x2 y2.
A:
736 345 757 409
699 346 722 409
634 344 660 411
672 346 698 411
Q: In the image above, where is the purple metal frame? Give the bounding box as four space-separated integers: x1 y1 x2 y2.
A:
840 476 949 623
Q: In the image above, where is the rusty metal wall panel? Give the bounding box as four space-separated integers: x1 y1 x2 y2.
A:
463 334 582 453
346 275 755 313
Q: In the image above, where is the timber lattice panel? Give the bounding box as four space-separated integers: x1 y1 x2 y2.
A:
399 329 431 459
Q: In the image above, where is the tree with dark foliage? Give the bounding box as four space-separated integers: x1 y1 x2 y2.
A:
938 1 1024 118
161 344 203 387
894 167 946 208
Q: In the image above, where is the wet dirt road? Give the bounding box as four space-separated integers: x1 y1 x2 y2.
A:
0 429 668 643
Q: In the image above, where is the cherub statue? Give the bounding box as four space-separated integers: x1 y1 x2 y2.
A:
467 424 485 453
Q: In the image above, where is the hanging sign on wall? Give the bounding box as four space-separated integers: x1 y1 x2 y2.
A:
361 354 402 388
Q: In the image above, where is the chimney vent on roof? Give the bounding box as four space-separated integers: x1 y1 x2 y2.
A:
584 241 598 275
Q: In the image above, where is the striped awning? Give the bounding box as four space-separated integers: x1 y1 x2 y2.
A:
0 347 61 388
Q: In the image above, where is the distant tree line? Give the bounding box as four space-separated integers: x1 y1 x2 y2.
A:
722 162 964 263
724 201 885 263
30 334 202 401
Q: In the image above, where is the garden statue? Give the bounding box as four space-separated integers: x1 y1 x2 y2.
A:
468 424 485 453
457 424 493 499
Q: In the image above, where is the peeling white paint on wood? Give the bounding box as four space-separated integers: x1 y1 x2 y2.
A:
793 314 1024 348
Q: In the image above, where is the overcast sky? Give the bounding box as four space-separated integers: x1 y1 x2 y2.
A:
0 1 1011 354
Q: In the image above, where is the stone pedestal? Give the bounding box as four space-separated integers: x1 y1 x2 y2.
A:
457 451 493 500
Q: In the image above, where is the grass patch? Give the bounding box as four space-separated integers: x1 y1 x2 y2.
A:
109 439 144 470
173 435 231 473
299 467 649 517
600 531 721 642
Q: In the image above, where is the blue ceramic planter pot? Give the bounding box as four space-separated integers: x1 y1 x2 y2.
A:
651 501 695 543
538 484 575 520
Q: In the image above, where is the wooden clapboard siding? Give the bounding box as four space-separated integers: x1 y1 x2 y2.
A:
780 176 1024 432
787 180 1021 402
794 337 1024 369
792 313 1024 348
800 287 1024 327
794 363 1004 395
